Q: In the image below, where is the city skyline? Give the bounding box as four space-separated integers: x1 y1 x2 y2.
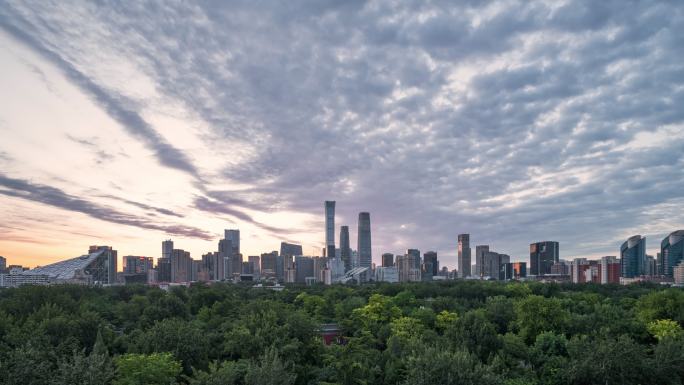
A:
1 1 683 268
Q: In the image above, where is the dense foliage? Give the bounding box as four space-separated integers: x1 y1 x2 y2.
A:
1 281 683 385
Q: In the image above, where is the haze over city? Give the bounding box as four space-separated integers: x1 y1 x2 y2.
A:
1 0 683 268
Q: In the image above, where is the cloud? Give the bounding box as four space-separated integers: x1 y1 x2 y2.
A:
0 0 683 263
0 15 201 179
193 196 302 237
97 194 184 218
0 174 213 240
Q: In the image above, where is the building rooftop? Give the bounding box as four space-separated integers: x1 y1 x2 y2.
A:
23 249 106 280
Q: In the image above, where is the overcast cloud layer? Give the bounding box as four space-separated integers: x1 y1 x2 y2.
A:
0 0 683 266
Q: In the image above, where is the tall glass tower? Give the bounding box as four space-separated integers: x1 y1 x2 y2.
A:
340 225 351 271
661 230 684 277
224 229 240 254
529 241 559 276
457 234 471 278
357 212 372 268
621 235 645 278
325 201 335 258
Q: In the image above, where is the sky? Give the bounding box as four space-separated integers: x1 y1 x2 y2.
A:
0 0 683 270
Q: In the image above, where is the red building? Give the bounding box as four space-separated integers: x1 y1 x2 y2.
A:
599 256 621 284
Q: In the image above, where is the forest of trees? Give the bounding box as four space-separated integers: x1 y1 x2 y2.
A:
1 280 684 385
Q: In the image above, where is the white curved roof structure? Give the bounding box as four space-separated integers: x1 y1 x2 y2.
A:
23 249 106 281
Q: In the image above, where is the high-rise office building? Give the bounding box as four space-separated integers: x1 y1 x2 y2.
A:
397 253 421 282
529 241 559 276
202 252 223 281
219 230 241 279
325 201 335 258
481 251 509 280
407 249 421 269
248 255 261 276
645 255 657 277
224 229 240 255
511 262 527 279
123 256 153 274
157 257 171 282
218 238 233 276
457 234 471 278
661 230 684 277
162 239 173 259
280 242 303 257
621 235 645 278
88 245 117 284
475 245 489 277
0 256 6 273
357 212 372 268
170 249 192 283
340 226 351 271
423 251 439 277
260 251 278 280
600 256 620 284
381 253 394 267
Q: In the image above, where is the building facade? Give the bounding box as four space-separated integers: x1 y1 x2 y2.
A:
457 234 471 278
375 266 399 282
661 230 684 277
357 212 372 268
621 235 646 278
529 241 559 276
397 253 421 282
280 242 303 257
340 225 351 271
325 201 335 258
600 256 620 284
512 262 527 279
123 256 153 274
170 249 192 283
422 251 438 281
482 251 509 280
381 253 394 267
475 245 489 278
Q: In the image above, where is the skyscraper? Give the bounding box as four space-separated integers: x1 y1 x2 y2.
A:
224 229 240 255
357 212 372 268
260 251 278 279
325 201 335 258
475 245 489 277
162 239 173 259
529 241 559 276
201 252 223 281
295 256 315 283
218 238 233 277
340 226 351 271
157 257 171 282
381 253 394 267
482 251 508 280
457 234 471 278
170 249 191 283
397 252 421 282
661 230 684 277
621 235 645 278
423 251 439 277
248 255 261 277
407 249 421 269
